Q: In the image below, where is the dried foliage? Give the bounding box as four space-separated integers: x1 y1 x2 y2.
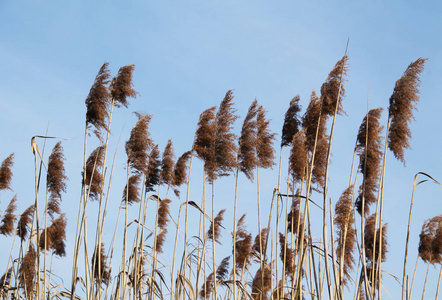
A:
418 215 442 265
302 91 329 190
364 214 388 264
145 145 161 193
320 55 348 116
207 90 239 182
256 105 276 169
85 63 111 139
388 58 427 163
17 205 35 242
0 268 12 291
0 153 14 191
82 146 105 201
238 99 258 181
279 233 295 279
199 272 214 299
19 244 36 299
39 214 67 257
92 243 111 286
355 108 384 216
281 95 302 147
47 142 67 219
126 114 153 174
194 106 216 164
334 185 357 285
122 174 141 206
161 140 175 186
173 151 192 187
110 64 137 108
208 209 226 244
251 264 272 300
253 228 269 262
0 195 17 236
289 130 308 183
235 214 253 272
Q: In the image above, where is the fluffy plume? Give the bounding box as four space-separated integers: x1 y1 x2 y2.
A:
388 58 427 163
110 64 137 108
355 108 384 216
289 130 308 183
17 205 35 242
216 256 230 282
122 174 141 206
281 95 302 147
157 198 171 230
85 63 111 139
253 228 269 262
238 100 258 181
39 214 67 257
272 280 287 300
251 264 272 300
234 214 253 272
287 197 304 241
161 140 175 186
19 244 36 299
0 153 14 191
47 142 67 219
302 91 329 190
0 268 12 291
154 229 168 253
125 114 153 174
145 145 161 193
0 195 17 236
208 90 239 182
92 243 111 286
194 106 216 164
334 186 357 285
256 105 276 169
320 55 348 116
199 272 214 299
82 146 105 201
364 214 388 264
208 209 226 244
173 151 191 187
279 233 295 279
418 215 442 265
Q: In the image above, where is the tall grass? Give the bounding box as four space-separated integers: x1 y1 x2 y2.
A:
0 56 440 300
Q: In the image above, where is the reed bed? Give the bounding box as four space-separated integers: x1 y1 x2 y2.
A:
0 54 440 300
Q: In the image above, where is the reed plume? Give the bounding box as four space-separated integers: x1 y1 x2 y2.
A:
251 264 272 300
289 130 308 183
125 114 153 174
256 105 276 169
39 214 67 257
320 55 348 116
110 64 137 108
17 205 35 242
208 209 225 244
388 58 427 163
355 108 384 216
122 174 141 206
173 151 191 188
92 243 111 285
85 63 111 140
238 100 258 180
303 90 329 190
0 195 17 236
208 90 238 182
160 139 175 188
0 268 12 291
334 185 356 285
157 198 172 229
253 228 269 261
281 95 302 147
82 145 105 201
194 106 216 164
364 213 388 264
0 153 14 191
287 197 303 239
279 233 295 279
199 272 214 299
234 214 253 272
145 145 161 193
216 256 230 282
418 215 442 265
47 142 67 219
19 244 36 299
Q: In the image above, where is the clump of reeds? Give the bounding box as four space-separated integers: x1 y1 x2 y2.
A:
0 195 17 236
0 153 14 191
388 58 427 163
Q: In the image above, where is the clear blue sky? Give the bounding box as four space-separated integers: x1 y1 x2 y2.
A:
0 1 441 299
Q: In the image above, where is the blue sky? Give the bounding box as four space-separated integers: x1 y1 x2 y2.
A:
0 1 441 299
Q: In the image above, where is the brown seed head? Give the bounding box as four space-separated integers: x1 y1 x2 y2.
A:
110 64 137 108
281 95 302 147
92 243 111 286
17 205 35 242
418 215 442 265
125 114 153 174
0 195 17 236
194 106 216 163
320 55 348 116
364 214 388 263
145 145 161 193
208 209 226 244
122 174 141 206
161 140 175 186
238 100 258 181
173 151 191 187
251 264 272 300
0 153 14 191
47 142 67 219
289 130 308 183
19 244 36 299
82 146 105 201
256 105 276 169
